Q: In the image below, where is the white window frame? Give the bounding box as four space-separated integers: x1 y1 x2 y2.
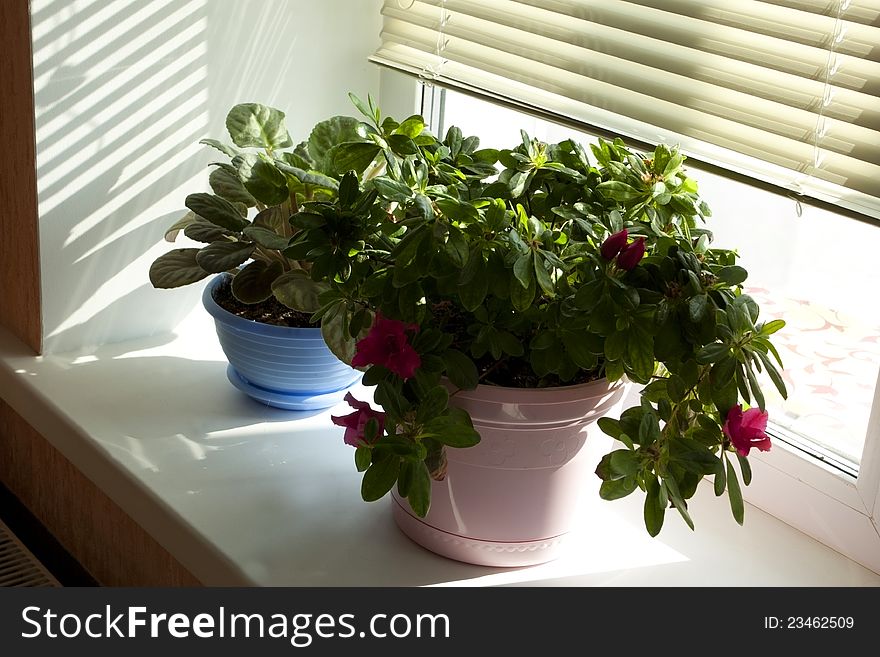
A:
416 82 880 574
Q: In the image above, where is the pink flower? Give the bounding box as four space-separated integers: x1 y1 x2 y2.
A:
351 313 421 380
601 229 628 260
331 393 386 447
616 237 646 271
723 404 771 457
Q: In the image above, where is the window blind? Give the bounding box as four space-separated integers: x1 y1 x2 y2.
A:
371 0 880 220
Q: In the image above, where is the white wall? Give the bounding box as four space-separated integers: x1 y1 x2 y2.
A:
32 0 385 355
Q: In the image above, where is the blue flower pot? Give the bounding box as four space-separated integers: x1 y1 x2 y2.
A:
202 275 360 410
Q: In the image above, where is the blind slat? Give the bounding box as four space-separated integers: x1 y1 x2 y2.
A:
759 0 880 27
383 6 880 148
410 0 879 126
625 0 880 61
375 0 880 220
510 0 880 91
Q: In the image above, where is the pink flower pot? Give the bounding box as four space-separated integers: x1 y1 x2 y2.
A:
392 377 628 567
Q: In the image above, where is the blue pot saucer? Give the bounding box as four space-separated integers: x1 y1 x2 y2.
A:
226 365 358 411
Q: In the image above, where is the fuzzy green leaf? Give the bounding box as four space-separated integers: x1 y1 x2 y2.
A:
226 103 292 149
209 166 257 206
271 270 328 313
185 193 248 232
149 249 210 288
242 225 290 250
231 260 283 304
195 241 256 273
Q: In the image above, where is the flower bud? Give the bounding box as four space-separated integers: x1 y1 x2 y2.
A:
600 229 628 260
617 236 646 271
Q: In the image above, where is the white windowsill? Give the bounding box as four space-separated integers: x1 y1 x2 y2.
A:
0 311 878 587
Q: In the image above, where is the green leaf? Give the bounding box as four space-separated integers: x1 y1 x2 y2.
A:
394 115 426 139
626 331 655 382
713 458 727 496
443 227 469 268
760 319 785 336
663 476 694 530
321 302 356 365
496 330 524 357
355 446 371 472
717 265 748 285
370 177 412 203
597 417 623 439
391 225 427 268
241 225 290 250
274 161 339 191
696 342 730 364
639 410 661 445
209 166 257 206
688 294 709 322
235 153 289 206
327 142 382 176
271 269 329 313
149 248 210 288
387 133 419 155
308 116 366 172
406 461 432 517
338 171 359 207
662 149 684 176
510 275 536 312
348 92 374 123
231 260 283 304
225 103 292 149
185 193 248 232
361 452 400 502
561 330 599 370
417 385 449 421
608 449 640 477
199 138 240 158
397 459 414 497
726 455 744 525
164 211 199 242
597 180 643 202
513 252 533 289
745 361 766 410
736 453 753 486
458 252 488 311
253 206 289 234
422 415 481 448
533 252 555 296
644 477 665 536
754 350 787 399
443 349 479 390
184 221 232 244
195 241 256 273
599 476 638 500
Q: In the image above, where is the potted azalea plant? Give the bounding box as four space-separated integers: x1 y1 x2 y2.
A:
278 95 787 566
149 102 393 409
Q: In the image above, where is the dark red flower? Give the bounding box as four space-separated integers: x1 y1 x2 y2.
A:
617 236 646 271
601 229 628 260
331 393 386 447
723 404 771 457
351 313 421 380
